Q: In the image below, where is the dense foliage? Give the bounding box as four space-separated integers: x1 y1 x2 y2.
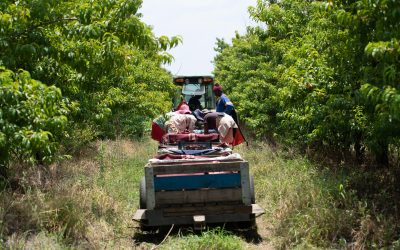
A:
0 0 180 173
0 68 69 176
214 0 400 165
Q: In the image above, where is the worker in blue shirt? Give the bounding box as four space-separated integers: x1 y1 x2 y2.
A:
212 83 234 115
210 83 245 146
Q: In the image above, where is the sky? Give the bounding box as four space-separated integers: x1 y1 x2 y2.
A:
139 0 257 76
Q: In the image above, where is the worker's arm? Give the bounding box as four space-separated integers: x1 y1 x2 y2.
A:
221 95 234 115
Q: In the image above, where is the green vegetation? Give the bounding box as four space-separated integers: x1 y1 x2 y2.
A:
161 228 244 250
214 0 400 165
1 0 400 249
1 139 398 249
0 0 180 178
238 143 357 249
0 68 70 177
1 139 152 248
211 2 400 246
0 139 245 249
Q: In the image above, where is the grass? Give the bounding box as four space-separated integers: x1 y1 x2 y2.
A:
1 138 400 249
160 227 244 250
235 142 351 248
0 139 156 249
235 141 400 249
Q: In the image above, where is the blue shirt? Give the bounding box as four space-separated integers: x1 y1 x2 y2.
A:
216 93 234 115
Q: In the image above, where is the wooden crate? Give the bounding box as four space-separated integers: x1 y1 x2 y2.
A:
132 159 264 227
144 160 251 210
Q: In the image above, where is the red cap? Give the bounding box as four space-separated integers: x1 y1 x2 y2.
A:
213 83 222 92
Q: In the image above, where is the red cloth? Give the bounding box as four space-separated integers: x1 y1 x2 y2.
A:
196 133 219 141
156 154 184 160
151 122 165 142
232 128 245 146
155 154 206 160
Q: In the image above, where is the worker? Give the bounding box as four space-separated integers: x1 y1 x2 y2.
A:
216 112 238 145
212 83 234 115
203 111 218 134
217 112 237 145
165 102 196 133
211 84 246 146
188 95 202 111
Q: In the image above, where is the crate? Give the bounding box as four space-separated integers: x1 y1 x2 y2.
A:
133 158 264 228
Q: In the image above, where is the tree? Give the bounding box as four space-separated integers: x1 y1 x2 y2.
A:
0 0 182 150
214 0 400 165
0 68 69 178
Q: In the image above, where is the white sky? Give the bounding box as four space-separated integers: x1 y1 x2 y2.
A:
139 0 257 76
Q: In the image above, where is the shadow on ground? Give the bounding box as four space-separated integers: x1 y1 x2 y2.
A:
132 223 263 246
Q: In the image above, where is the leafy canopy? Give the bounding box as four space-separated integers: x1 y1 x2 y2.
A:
0 0 182 171
214 0 400 164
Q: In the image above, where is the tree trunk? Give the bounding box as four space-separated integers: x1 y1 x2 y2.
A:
0 164 8 183
375 140 389 167
354 132 364 164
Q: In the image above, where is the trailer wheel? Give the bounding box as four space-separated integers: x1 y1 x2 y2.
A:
237 214 257 230
139 177 146 209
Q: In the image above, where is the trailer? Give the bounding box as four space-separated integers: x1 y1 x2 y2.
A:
133 142 264 230
133 76 264 230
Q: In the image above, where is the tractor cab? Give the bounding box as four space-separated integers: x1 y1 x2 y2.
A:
173 76 215 111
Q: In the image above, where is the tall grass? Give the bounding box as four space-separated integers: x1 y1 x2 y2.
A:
235 141 400 249
236 142 352 248
1 138 399 249
1 139 157 249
